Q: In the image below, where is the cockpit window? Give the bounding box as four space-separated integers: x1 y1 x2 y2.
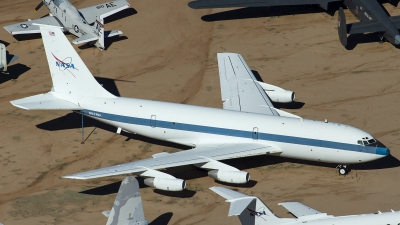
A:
357 137 377 146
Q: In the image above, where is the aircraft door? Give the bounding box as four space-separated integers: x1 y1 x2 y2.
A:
252 127 258 140
150 115 156 128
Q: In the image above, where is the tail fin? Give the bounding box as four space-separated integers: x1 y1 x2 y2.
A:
210 187 281 225
39 24 114 98
11 24 115 110
104 177 148 225
338 7 348 47
94 17 105 50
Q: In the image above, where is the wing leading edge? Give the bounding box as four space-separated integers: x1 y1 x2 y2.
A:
63 143 274 179
189 0 339 9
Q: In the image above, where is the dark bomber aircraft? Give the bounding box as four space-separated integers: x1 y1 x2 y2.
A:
189 0 400 48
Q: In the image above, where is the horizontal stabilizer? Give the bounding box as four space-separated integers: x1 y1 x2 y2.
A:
105 30 122 38
10 92 82 110
348 20 385 34
210 187 256 216
278 202 323 218
102 210 110 218
72 34 98 44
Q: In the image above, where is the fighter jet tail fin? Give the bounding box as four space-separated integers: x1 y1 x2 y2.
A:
106 177 149 225
210 187 283 225
338 7 348 47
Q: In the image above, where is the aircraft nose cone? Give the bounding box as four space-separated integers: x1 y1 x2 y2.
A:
395 35 400 45
376 147 390 157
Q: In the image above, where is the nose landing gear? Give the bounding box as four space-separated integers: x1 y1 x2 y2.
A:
337 165 349 175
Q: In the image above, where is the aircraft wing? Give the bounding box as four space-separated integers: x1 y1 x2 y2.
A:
79 0 130 24
4 17 62 35
278 202 323 218
188 0 338 9
63 143 273 179
218 53 279 116
210 186 257 216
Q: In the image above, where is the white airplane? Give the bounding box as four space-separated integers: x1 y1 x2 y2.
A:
4 0 130 50
103 176 148 225
210 186 400 225
0 43 18 73
10 25 389 192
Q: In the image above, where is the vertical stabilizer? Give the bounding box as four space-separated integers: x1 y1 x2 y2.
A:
106 177 148 225
38 24 114 98
0 43 7 72
94 16 105 50
210 187 282 225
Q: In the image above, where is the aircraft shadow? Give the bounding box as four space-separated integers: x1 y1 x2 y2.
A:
104 8 138 24
0 63 30 84
0 40 10 46
13 33 42 41
345 33 383 50
200 3 342 22
149 212 173 225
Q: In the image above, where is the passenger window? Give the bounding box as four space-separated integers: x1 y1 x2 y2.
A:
363 141 368 145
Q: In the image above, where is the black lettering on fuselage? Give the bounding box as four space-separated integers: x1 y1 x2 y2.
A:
106 2 116 8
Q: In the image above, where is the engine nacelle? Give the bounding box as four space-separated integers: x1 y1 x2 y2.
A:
208 170 249 184
265 90 295 103
144 177 186 191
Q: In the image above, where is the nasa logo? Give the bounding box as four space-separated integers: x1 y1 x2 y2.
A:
247 208 268 221
52 52 79 78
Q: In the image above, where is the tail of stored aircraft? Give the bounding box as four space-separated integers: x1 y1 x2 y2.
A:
10 24 115 110
103 177 148 225
210 187 288 225
93 16 122 50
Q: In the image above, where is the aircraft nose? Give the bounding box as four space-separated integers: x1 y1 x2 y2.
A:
376 147 390 158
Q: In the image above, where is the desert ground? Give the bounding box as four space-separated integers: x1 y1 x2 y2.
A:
0 0 400 224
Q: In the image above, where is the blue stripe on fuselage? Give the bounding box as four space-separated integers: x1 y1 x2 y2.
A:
79 109 389 156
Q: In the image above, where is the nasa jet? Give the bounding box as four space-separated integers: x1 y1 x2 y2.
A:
188 0 400 47
10 24 389 192
103 176 148 225
4 0 130 50
210 186 400 225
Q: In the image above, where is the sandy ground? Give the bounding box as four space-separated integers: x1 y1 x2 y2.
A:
0 0 400 224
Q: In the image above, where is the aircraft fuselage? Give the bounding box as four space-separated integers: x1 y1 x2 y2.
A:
65 94 390 165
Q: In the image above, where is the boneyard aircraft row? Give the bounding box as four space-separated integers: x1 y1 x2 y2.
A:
211 186 400 225
189 0 400 48
4 0 130 50
11 24 389 192
91 178 400 225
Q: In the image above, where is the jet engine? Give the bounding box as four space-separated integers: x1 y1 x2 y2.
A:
144 177 186 191
265 90 295 103
208 170 249 184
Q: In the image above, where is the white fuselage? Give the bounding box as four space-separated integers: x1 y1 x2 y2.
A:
64 94 389 165
285 211 400 225
45 0 95 38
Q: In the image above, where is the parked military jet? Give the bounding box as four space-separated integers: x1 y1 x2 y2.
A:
11 24 389 192
103 177 148 225
189 0 400 47
4 0 130 50
211 186 400 225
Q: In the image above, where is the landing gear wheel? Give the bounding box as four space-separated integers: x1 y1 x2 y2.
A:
337 165 348 175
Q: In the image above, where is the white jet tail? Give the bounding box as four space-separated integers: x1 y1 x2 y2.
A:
210 187 291 225
103 177 149 225
10 24 115 110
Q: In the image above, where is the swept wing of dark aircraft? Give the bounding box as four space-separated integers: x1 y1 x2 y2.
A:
189 0 400 48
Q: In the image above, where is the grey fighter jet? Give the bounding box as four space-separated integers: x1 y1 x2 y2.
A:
189 0 400 48
4 0 130 50
103 177 149 225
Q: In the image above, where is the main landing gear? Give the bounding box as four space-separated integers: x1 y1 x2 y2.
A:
337 165 349 175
